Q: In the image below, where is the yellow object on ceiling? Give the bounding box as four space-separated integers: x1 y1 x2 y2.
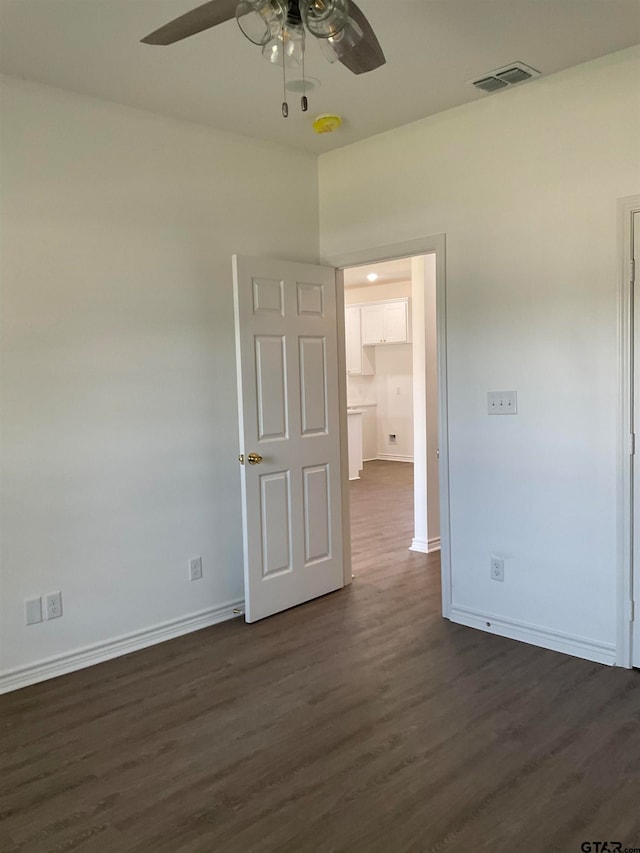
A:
313 114 342 134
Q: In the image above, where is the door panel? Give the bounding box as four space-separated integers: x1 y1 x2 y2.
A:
297 282 325 316
299 337 328 435
255 336 288 441
253 278 285 315
233 255 344 623
260 471 292 578
302 464 331 565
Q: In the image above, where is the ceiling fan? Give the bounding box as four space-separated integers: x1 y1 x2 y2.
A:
142 0 386 118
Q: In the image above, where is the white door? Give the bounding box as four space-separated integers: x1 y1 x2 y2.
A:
233 255 344 623
633 210 640 667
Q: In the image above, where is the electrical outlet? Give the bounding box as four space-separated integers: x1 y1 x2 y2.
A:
189 557 203 581
389 434 397 445
45 591 63 620
490 557 505 582
25 597 43 625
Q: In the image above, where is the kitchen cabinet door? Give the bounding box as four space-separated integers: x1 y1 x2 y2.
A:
361 300 409 345
345 306 375 374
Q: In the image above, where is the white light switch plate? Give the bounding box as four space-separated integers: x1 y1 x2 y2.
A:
25 597 43 625
487 390 517 415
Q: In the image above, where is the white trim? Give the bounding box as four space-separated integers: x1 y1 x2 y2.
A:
337 267 353 588
450 605 616 667
409 537 440 554
326 237 444 270
326 234 452 620
376 453 414 463
0 599 244 695
434 241 451 618
618 195 640 669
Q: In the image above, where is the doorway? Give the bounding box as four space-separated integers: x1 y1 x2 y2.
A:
342 257 418 577
328 235 451 618
232 238 450 624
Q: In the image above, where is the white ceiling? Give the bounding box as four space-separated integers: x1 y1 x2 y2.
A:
343 258 412 288
1 1 639 154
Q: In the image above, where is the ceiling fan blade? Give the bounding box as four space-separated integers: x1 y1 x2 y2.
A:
338 1 386 75
141 0 237 45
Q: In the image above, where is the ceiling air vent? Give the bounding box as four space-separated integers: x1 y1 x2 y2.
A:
473 76 509 93
472 62 541 94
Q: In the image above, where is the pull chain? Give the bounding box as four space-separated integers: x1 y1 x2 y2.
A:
282 41 289 118
301 44 308 112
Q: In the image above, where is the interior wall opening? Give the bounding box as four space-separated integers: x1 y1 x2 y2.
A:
339 253 440 581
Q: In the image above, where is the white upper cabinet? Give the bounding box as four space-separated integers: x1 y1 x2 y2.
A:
345 305 375 375
361 298 410 345
361 304 385 346
382 301 409 343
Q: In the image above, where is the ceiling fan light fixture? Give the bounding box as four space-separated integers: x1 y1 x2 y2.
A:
262 22 306 68
141 0 386 115
236 0 286 46
301 0 349 39
318 15 363 62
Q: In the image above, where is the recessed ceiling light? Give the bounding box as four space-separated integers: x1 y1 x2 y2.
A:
367 273 379 282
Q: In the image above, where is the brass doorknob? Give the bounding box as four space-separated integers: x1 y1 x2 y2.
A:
247 452 263 465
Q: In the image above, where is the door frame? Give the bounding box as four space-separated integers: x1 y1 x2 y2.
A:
326 235 452 619
618 195 640 668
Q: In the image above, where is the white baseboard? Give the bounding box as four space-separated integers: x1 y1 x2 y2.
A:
0 599 245 695
449 604 616 666
410 537 440 554
376 454 414 463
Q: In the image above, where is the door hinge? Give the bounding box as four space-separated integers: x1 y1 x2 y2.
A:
631 257 636 285
631 433 636 456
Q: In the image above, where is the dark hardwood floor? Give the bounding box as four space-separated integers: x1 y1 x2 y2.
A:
1 461 639 853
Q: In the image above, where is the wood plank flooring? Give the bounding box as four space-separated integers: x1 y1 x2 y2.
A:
1 460 639 853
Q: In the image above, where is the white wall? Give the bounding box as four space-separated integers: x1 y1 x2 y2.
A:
0 76 319 685
319 47 640 662
374 344 413 460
